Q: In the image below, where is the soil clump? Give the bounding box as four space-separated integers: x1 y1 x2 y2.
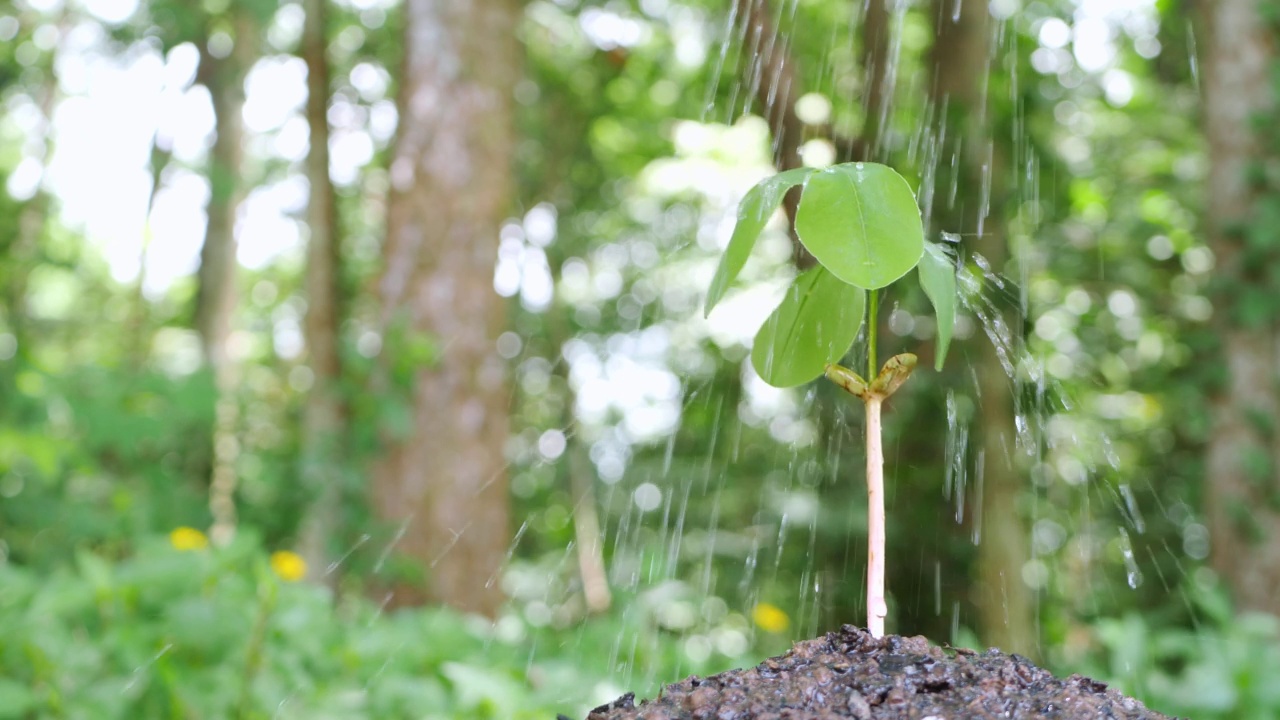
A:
582 625 1174 719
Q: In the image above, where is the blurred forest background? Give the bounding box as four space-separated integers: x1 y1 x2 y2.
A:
2 0 1280 717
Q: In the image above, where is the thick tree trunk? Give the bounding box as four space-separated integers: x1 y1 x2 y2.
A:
372 0 519 617
930 0 1035 657
1200 0 1280 614
297 0 347 583
196 10 255 547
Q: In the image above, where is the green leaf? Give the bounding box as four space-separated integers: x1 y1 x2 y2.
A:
794 162 924 290
752 266 865 388
704 167 817 316
918 241 958 371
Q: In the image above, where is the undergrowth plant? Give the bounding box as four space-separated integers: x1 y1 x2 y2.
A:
704 162 957 637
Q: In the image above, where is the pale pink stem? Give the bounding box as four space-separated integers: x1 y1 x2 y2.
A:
865 395 887 637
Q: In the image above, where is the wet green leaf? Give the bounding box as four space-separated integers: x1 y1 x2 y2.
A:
794 162 924 290
704 167 817 316
752 266 865 388
918 241 958 370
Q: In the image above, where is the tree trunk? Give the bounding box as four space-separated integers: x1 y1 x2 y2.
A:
196 10 256 547
738 0 804 174
930 0 1036 657
372 0 519 617
1200 0 1280 614
297 0 347 583
858 0 893 162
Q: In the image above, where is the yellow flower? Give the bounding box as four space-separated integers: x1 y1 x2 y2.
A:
169 526 209 551
270 551 307 582
752 602 791 633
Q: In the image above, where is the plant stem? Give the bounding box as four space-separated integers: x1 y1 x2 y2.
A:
864 287 886 636
867 289 879 380
865 394 886 637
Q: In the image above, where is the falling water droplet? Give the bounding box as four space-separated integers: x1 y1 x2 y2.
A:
972 252 1005 289
977 158 991 236
934 561 942 616
374 516 411 573
774 512 789 574
701 0 740 122
1185 20 1200 92
486 522 529 588
945 391 958 500
663 432 676 475
123 643 173 693
740 536 760 595
944 392 970 525
1118 528 1143 588
1119 484 1145 534
1100 435 1121 470
1144 545 1172 592
326 533 371 576
972 450 984 545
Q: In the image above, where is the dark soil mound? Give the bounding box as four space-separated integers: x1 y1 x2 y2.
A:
582 625 1174 719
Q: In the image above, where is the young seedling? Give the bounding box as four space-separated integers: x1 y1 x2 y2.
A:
705 162 958 638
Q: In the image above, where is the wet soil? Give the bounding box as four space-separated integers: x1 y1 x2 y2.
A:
582 626 1175 720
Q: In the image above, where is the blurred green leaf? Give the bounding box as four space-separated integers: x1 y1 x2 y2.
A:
441 662 527 717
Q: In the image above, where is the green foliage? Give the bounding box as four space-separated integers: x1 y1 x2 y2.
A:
917 242 957 370
751 266 865 387
1073 586 1280 719
704 167 816 316
793 164 924 291
0 533 746 720
711 161 952 388
0 364 218 567
1 1 1276 717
